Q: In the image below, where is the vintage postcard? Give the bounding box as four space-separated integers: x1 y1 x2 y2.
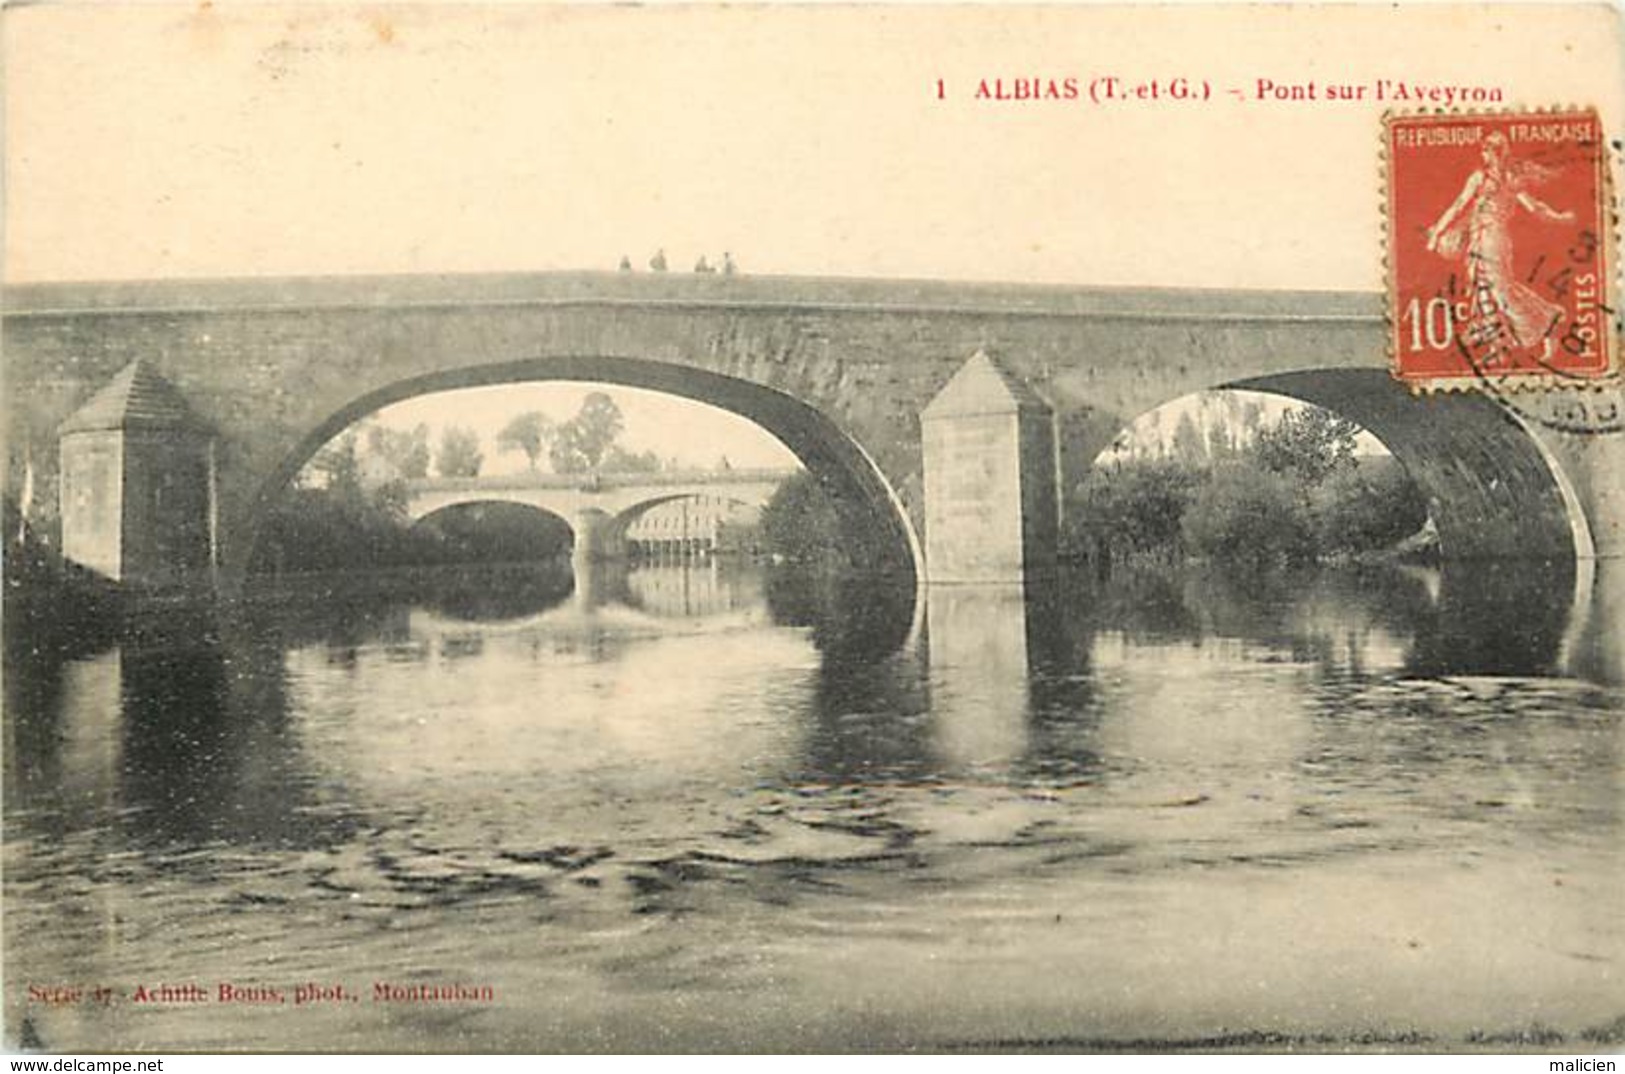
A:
4 2 1623 1056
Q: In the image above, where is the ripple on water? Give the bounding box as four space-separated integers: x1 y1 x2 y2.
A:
5 562 1623 1049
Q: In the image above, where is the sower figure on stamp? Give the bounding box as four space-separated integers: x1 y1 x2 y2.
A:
1424 131 1575 364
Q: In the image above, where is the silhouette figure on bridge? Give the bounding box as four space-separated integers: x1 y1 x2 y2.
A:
649 249 668 272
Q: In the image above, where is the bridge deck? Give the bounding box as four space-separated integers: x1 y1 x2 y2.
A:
2 271 1381 324
406 468 802 493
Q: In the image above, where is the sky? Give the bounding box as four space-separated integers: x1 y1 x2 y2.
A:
1111 389 1387 462
8 5 1619 466
361 382 799 475
7 5 1621 289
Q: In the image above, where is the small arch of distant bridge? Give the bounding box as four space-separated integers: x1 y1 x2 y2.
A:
608 489 772 540
410 498 577 553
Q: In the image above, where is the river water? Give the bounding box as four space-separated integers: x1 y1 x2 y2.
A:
5 558 1623 1052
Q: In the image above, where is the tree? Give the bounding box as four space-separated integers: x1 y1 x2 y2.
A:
549 392 625 473
1252 405 1360 488
602 445 662 473
495 412 554 471
760 471 844 564
1067 458 1200 564
1171 411 1207 467
1312 459 1431 556
307 432 362 494
1240 400 1265 440
548 424 590 475
1180 465 1315 568
265 430 426 572
437 425 484 477
365 422 431 480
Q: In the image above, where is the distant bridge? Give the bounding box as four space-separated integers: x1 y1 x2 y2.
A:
402 467 799 559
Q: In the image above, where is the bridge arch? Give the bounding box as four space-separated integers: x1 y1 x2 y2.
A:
410 499 576 556
612 490 773 528
1090 368 1588 563
240 356 920 589
608 490 770 551
1223 369 1587 562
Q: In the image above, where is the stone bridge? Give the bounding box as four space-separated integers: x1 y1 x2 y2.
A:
4 271 1620 592
403 468 797 559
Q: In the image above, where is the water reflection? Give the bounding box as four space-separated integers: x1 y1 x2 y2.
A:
4 556 1622 1051
1408 558 1576 677
624 560 764 619
917 580 1108 785
1055 559 1581 681
5 558 1609 846
926 584 1039 771
3 648 122 839
418 562 574 622
762 565 915 660
1017 583 1105 784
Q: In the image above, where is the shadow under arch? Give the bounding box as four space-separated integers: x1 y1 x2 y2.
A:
1221 368 1586 563
410 498 577 556
237 356 920 592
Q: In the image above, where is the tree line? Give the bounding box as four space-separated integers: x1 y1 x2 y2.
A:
489 392 666 475
755 405 1432 574
1070 406 1431 570
326 391 662 482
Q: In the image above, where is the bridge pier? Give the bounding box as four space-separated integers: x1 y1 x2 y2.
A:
570 507 626 564
570 507 626 611
571 558 631 613
1526 392 1625 560
55 361 217 592
925 583 1034 767
920 350 1059 585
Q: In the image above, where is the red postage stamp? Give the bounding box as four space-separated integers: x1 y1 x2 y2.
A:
1386 108 1616 388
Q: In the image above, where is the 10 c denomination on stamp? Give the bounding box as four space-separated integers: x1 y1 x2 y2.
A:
1386 108 1617 390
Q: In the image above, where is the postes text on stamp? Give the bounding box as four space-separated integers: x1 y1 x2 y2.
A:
1386 108 1616 390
